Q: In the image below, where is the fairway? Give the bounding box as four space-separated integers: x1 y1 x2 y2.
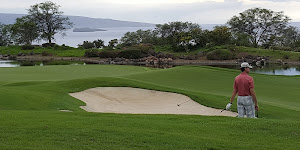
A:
0 65 299 149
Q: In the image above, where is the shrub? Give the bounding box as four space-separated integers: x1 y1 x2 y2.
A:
126 44 155 51
205 42 215 49
283 55 289 59
98 50 119 58
207 49 235 60
224 45 238 51
41 51 51 56
53 45 70 50
21 44 35 50
84 50 100 57
42 43 56 47
294 47 300 52
80 41 95 49
118 49 150 59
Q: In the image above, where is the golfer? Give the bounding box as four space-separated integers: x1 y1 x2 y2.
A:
226 62 259 118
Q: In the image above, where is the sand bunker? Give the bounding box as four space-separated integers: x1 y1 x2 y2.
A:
69 87 237 117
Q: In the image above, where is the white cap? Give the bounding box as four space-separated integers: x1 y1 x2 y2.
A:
240 62 253 69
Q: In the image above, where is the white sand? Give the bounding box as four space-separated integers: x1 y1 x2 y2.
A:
69 87 237 117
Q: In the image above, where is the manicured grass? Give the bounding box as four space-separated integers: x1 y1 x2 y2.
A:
0 45 86 57
0 65 299 149
0 65 156 83
0 111 299 150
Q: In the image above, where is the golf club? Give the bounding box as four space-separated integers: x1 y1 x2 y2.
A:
256 110 259 118
177 100 191 106
215 109 226 116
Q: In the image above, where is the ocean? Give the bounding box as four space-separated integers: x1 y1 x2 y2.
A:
35 27 155 47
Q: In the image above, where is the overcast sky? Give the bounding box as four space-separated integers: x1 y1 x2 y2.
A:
1 0 300 24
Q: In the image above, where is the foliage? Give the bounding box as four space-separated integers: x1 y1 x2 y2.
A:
231 32 252 47
11 16 39 45
42 43 56 47
27 1 73 44
124 43 155 51
277 26 300 48
79 39 105 49
118 49 151 59
0 23 13 46
206 49 235 60
84 49 100 57
98 50 120 58
21 44 35 50
79 41 95 49
209 26 232 45
283 54 289 59
227 8 290 48
41 51 51 56
53 44 73 50
155 22 202 51
93 39 105 49
120 29 158 47
108 39 118 49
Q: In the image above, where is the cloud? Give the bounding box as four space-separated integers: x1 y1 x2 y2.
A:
250 0 300 2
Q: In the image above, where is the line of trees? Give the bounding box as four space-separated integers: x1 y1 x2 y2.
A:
116 7 300 52
1 4 300 52
0 1 72 47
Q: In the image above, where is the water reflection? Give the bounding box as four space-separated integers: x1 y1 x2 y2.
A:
0 60 85 67
254 67 300 76
0 60 20 67
210 64 300 76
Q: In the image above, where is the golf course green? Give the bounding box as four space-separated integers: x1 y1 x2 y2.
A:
0 65 299 149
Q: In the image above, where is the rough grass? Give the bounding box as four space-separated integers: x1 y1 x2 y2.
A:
0 65 299 149
2 45 300 60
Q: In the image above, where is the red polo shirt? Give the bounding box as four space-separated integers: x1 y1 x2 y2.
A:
233 72 255 96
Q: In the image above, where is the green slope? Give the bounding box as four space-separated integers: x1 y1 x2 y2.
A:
0 65 299 149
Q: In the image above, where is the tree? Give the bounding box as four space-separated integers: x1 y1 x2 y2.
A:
231 32 252 47
120 29 157 47
108 39 118 49
278 26 300 48
11 16 39 45
27 1 73 44
177 32 192 53
79 41 95 49
227 8 290 48
0 23 13 46
190 28 208 48
93 39 105 49
209 26 232 45
155 21 202 51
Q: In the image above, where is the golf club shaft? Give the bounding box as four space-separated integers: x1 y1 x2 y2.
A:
177 100 190 106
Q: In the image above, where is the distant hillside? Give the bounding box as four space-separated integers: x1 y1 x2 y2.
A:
0 13 155 28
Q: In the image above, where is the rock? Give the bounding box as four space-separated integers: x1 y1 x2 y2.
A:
114 57 122 62
8 55 16 60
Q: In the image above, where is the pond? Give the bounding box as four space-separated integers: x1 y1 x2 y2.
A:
0 60 85 67
1 60 300 76
209 65 300 76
